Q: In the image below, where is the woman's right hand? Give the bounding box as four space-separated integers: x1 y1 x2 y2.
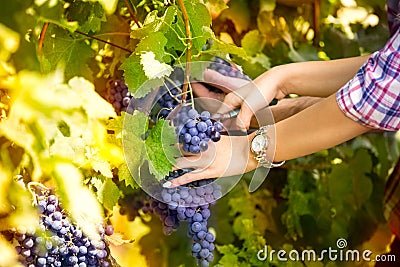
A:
216 66 288 129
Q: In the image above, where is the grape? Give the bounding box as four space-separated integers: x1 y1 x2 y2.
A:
175 108 223 154
4 190 113 267
105 79 132 115
192 243 202 253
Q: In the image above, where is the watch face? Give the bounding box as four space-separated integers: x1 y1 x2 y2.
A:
251 135 266 153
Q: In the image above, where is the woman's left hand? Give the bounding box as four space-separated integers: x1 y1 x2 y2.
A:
167 133 258 187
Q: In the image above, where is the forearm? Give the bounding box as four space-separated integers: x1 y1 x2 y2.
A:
255 55 370 97
273 94 371 162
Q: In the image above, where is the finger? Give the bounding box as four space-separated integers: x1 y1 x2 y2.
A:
191 82 224 101
216 91 244 114
168 169 216 187
174 155 203 169
203 69 250 93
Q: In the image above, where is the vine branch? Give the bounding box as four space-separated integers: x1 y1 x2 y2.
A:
177 0 192 103
75 30 133 53
124 0 141 29
38 22 49 74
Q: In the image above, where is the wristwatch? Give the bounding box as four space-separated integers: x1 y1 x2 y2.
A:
251 125 285 168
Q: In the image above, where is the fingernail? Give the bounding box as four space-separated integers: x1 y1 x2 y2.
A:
162 181 172 188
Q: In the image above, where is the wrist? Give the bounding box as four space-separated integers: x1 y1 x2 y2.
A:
246 132 259 171
249 125 285 169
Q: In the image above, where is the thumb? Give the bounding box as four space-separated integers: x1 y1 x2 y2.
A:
236 100 254 130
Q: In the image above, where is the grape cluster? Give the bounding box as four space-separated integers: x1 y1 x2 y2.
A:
156 80 183 118
105 79 132 115
6 192 113 267
176 108 223 154
203 57 251 93
153 169 221 266
118 190 152 222
210 57 251 81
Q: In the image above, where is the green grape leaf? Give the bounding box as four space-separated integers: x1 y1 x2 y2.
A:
328 164 353 206
130 7 178 40
40 25 95 80
206 39 248 59
136 31 169 60
122 111 149 186
34 0 78 32
97 178 120 210
216 245 240 266
145 119 179 181
120 54 148 96
182 0 212 53
120 53 165 98
350 149 373 208
241 30 265 57
66 1 106 33
118 163 139 189
140 52 173 79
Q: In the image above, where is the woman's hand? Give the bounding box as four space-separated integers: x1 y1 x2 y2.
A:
167 133 259 187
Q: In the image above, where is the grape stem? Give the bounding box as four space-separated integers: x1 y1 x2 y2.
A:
38 22 49 74
75 30 133 53
123 0 142 29
177 0 193 105
27 182 50 205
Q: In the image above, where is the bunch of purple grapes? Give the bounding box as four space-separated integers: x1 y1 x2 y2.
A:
176 108 223 154
5 192 113 267
118 190 152 222
156 80 183 118
105 79 132 115
150 169 222 266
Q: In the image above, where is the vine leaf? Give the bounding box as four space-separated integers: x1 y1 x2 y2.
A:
39 24 94 80
241 30 265 57
65 1 106 33
130 7 178 40
182 0 212 53
95 178 120 210
121 31 170 97
141 52 173 79
123 111 148 185
145 119 180 181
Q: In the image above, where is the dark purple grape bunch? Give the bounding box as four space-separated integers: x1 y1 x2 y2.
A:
156 169 220 267
203 57 251 94
188 205 215 267
105 79 132 115
176 108 223 154
209 57 251 81
156 80 183 118
6 191 113 267
118 191 152 222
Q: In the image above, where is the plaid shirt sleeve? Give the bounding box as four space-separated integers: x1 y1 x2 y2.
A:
336 28 400 131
